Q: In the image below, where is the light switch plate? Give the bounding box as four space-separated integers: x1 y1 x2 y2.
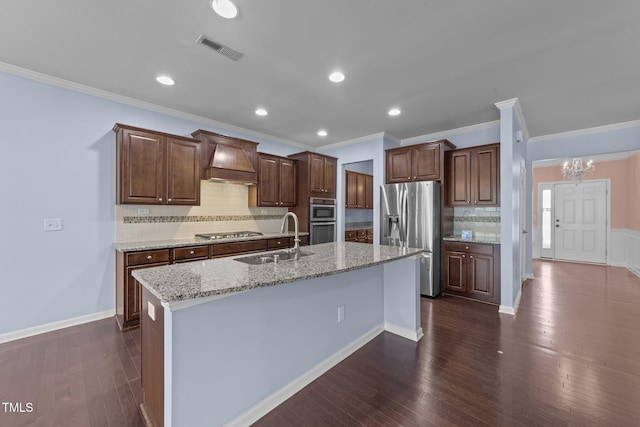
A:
43 218 63 231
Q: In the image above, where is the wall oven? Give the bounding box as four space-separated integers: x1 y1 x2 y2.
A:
309 198 336 244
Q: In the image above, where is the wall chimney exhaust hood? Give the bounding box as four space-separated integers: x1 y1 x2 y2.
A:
191 129 259 184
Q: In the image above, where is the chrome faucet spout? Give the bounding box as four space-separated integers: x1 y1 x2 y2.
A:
280 212 300 257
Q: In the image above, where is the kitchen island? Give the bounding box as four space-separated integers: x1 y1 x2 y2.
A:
133 242 424 427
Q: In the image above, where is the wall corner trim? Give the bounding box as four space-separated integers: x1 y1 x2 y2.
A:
495 97 530 141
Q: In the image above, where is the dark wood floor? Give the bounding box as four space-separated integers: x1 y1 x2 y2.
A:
1 260 639 426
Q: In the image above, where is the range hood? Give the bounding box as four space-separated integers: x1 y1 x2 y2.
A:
191 129 259 184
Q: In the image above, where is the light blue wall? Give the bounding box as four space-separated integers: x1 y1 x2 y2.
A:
320 137 386 243
524 123 640 276
402 123 500 149
0 71 307 335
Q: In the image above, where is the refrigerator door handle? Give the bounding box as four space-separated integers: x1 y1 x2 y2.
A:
401 184 408 246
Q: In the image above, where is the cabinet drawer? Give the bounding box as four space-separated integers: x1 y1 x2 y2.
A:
127 249 170 266
267 238 290 250
212 240 267 257
298 235 309 246
443 241 494 255
357 229 367 238
173 246 209 261
345 231 357 240
366 229 374 237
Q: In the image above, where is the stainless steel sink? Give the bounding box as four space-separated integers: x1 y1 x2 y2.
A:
234 250 313 265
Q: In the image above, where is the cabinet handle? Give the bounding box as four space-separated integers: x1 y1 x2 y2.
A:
147 255 153 260
465 246 469 250
190 250 195 255
407 177 410 179
470 256 474 259
158 198 162 202
414 176 417 179
168 198 172 202
462 255 466 258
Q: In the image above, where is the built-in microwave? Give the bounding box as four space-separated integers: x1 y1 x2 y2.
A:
309 198 336 222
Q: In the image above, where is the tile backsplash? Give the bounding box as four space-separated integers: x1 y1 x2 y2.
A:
452 207 501 241
116 181 287 243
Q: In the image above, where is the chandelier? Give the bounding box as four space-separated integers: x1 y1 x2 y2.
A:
561 158 595 181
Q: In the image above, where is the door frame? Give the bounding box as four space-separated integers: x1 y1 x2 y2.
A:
536 179 611 264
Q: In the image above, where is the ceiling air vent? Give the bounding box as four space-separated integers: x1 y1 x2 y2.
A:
197 35 244 61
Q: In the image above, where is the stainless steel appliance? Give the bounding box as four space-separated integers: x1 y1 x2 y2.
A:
309 198 337 244
380 181 441 297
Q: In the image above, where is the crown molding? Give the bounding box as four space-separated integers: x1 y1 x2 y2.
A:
529 119 640 143
400 120 500 146
532 149 640 168
318 132 386 151
0 61 310 150
494 98 530 141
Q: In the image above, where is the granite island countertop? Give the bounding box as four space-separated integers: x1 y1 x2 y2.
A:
442 236 501 245
132 242 422 309
115 231 309 252
345 222 374 231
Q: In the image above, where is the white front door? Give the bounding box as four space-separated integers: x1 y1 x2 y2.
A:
553 181 607 263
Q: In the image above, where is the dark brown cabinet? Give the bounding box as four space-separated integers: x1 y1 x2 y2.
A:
114 124 201 206
117 235 307 330
442 241 500 305
345 171 374 209
249 153 297 207
289 152 337 199
385 140 455 184
345 228 373 244
116 249 170 330
446 143 500 207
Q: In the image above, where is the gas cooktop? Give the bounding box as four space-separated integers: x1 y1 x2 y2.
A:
195 231 264 240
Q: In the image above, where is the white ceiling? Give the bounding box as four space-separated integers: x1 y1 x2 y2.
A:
1 0 639 147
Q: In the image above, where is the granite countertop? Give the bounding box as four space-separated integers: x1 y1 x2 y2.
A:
345 222 374 231
442 236 501 245
132 242 422 307
115 232 309 252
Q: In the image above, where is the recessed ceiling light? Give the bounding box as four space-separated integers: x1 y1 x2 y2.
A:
328 71 345 83
388 108 401 116
211 0 238 19
317 130 328 137
156 75 175 86
255 108 268 116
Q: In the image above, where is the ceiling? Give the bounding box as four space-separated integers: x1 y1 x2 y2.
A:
1 0 639 147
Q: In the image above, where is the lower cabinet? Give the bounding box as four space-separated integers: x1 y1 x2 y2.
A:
116 236 308 330
345 228 374 243
442 241 500 304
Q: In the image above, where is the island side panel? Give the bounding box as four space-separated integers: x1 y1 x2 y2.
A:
168 265 385 427
383 255 423 341
141 287 164 427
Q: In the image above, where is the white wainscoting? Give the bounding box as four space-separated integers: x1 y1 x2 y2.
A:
625 229 640 277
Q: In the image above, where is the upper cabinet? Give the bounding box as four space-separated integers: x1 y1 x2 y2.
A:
446 143 500 207
289 152 337 199
385 139 455 184
114 124 201 205
249 153 297 207
345 171 374 209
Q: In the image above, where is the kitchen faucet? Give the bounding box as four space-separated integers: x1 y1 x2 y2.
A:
280 212 300 259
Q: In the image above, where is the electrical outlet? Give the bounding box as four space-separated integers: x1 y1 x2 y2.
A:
43 218 63 232
137 208 150 215
338 305 345 323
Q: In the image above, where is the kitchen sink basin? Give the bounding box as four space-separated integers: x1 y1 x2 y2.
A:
234 250 313 265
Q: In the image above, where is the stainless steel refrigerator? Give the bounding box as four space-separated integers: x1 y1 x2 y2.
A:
380 181 441 297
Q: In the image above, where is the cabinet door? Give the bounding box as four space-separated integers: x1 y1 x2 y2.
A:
443 250 466 293
324 157 337 198
385 147 412 184
257 155 280 206
447 150 472 206
120 129 164 204
309 154 326 195
126 262 168 325
466 252 495 302
412 144 440 181
345 171 358 208
279 158 297 206
356 173 366 208
365 174 374 209
472 145 499 206
166 137 201 205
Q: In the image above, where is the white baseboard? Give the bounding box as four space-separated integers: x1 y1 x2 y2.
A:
384 323 424 342
224 324 385 427
499 305 515 315
0 309 115 344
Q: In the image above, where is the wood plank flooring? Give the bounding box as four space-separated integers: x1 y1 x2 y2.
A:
1 260 639 426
